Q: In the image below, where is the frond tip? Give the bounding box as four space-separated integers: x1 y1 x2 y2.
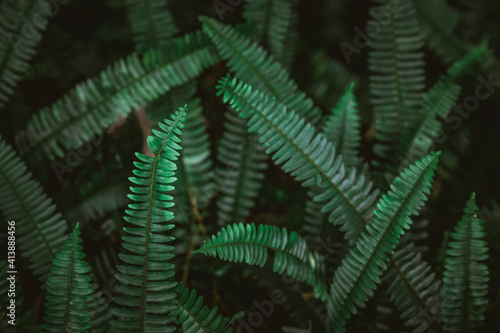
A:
442 193 489 332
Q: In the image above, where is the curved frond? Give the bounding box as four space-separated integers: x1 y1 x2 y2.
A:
193 223 328 301
216 108 268 226
0 0 50 107
200 16 322 121
172 283 235 333
42 223 94 332
217 76 379 243
327 152 440 332
111 108 186 332
0 136 67 280
125 0 178 53
15 31 218 160
369 0 426 160
442 193 489 332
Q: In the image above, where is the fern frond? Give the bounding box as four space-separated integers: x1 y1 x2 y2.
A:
0 0 50 107
442 193 489 332
394 46 486 172
172 283 235 332
217 76 379 243
15 30 218 160
369 0 426 160
243 0 292 61
42 223 94 332
387 242 442 332
216 108 268 226
326 152 440 332
193 223 328 301
89 286 112 333
200 16 322 121
321 83 361 167
125 0 178 53
0 136 67 280
111 107 186 332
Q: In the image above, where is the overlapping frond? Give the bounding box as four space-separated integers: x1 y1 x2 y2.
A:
0 136 67 280
194 223 328 300
15 31 218 160
369 0 426 160
111 108 186 332
200 16 322 121
442 193 489 332
125 0 178 54
216 108 268 226
42 223 94 332
0 0 50 107
89 286 112 333
321 83 361 167
327 152 440 332
217 76 379 243
243 0 292 60
172 283 235 332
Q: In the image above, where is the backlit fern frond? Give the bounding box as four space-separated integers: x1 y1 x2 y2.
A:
111 107 186 332
0 136 67 280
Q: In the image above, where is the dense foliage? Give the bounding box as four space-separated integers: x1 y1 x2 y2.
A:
0 0 499 332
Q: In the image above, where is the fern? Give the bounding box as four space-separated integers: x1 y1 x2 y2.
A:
172 283 235 333
125 0 178 54
442 193 489 332
15 31 218 160
217 76 379 243
0 0 50 108
327 151 440 332
200 16 322 122
111 108 186 332
216 108 268 226
0 136 67 280
369 0 426 160
193 222 328 301
42 223 94 332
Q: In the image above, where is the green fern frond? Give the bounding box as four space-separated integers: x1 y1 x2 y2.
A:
15 30 218 160
369 0 426 160
111 107 186 332
394 46 486 172
193 223 328 301
0 136 67 280
125 0 178 53
42 223 94 332
243 0 292 60
200 16 322 121
321 83 361 167
326 151 440 332
88 286 112 333
442 193 489 332
217 76 379 243
216 108 268 226
0 0 50 107
172 283 235 332
387 242 442 332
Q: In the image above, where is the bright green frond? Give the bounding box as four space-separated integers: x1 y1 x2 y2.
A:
243 0 292 60
321 83 361 168
216 108 268 226
200 16 322 122
327 152 440 332
0 136 67 280
15 30 218 160
42 223 94 332
217 76 379 243
172 283 235 333
442 193 489 332
193 223 328 301
369 0 426 160
0 0 50 108
125 0 178 53
111 107 186 332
